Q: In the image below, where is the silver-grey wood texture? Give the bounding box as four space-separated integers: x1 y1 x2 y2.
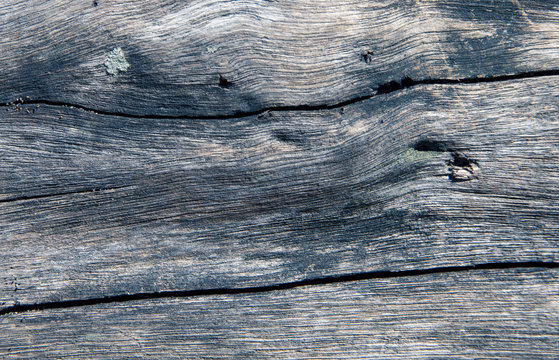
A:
2 0 559 357
1 0 558 116
2 76 558 307
2 268 558 359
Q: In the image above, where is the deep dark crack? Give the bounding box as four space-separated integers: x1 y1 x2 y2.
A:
2 70 558 120
1 261 557 315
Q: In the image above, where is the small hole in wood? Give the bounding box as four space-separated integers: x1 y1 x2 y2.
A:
219 75 233 88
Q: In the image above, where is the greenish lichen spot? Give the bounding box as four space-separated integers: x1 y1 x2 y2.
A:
395 148 439 166
104 47 130 76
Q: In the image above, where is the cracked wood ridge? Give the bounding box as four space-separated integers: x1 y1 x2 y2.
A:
1 0 559 359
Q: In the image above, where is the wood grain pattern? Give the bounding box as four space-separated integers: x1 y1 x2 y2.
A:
2 1 558 357
1 0 558 116
1 268 558 359
2 76 558 307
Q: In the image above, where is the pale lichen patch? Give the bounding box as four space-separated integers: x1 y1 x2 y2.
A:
104 47 130 76
206 45 218 54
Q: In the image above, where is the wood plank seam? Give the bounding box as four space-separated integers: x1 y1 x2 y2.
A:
3 69 558 121
2 261 557 316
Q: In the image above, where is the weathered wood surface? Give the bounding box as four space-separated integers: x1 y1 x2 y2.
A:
2 268 558 359
1 76 558 308
2 0 559 357
1 0 559 116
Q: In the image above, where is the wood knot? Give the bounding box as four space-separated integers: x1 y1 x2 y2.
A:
360 49 374 64
448 152 479 182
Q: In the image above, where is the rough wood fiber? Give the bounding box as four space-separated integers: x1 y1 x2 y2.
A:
1 268 558 359
1 77 558 307
1 0 559 116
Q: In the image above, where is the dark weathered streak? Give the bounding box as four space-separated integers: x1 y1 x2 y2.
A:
1 0 558 116
1 77 558 307
1 268 558 359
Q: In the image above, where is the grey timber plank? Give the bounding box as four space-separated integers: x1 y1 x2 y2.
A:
1 268 558 359
0 0 559 116
1 76 558 307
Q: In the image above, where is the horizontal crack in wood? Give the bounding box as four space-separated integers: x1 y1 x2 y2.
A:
0 186 135 204
1 261 557 316
3 70 559 120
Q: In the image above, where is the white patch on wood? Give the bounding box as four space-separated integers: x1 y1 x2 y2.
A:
104 47 130 76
